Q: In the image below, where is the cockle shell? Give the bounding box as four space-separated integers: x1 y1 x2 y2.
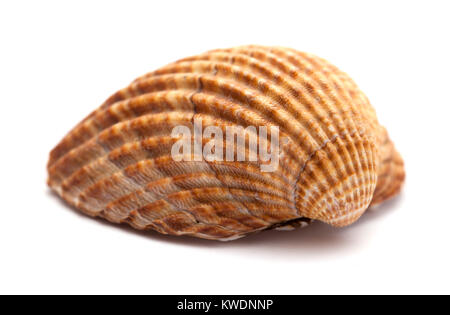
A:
47 45 405 241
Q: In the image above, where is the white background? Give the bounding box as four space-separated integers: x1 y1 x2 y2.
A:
1 0 449 295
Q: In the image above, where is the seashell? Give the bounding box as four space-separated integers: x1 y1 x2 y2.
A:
47 45 405 241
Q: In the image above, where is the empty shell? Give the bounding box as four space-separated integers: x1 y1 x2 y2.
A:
47 45 405 240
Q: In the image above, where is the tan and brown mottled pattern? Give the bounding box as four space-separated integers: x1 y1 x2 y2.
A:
48 45 405 240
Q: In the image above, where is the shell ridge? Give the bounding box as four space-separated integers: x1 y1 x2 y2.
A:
52 65 323 183
279 48 377 214
149 54 327 160
54 88 303 194
191 72 274 227
174 53 346 150
50 110 195 184
222 47 373 204
157 57 333 151
76 73 278 230
186 72 270 227
209 48 373 206
293 128 374 222
129 186 292 234
119 182 247 237
270 47 365 134
309 139 377 225
63 129 294 206
48 74 204 167
270 47 376 208
79 160 292 213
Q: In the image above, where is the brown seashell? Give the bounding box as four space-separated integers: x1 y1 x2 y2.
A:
47 45 405 241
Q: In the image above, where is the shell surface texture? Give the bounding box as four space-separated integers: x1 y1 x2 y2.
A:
47 45 405 241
